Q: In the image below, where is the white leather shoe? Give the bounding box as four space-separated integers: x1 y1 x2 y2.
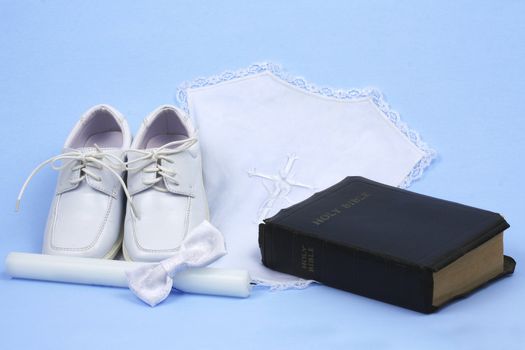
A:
123 105 209 262
17 105 132 259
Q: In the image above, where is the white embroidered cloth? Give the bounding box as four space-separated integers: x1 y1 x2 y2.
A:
177 63 436 289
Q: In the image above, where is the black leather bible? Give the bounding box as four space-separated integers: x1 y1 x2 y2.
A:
258 177 516 313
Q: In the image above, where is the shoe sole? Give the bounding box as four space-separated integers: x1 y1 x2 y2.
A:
121 244 133 262
102 230 124 260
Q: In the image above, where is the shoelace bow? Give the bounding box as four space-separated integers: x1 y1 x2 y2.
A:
16 145 137 217
17 138 197 219
125 137 197 193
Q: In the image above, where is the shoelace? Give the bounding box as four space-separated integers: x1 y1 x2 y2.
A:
125 137 197 193
16 145 138 217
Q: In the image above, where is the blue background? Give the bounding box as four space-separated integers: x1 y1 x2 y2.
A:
1 1 524 348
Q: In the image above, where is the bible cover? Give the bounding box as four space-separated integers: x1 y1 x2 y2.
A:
258 177 516 313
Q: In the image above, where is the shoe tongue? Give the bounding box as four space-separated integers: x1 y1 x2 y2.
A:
145 150 172 191
156 180 168 191
153 159 168 192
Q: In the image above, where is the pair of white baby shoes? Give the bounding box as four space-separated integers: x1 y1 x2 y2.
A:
17 105 209 262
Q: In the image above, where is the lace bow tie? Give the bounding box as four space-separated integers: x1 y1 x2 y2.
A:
126 220 226 306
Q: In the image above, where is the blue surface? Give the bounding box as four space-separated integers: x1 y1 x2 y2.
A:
1 1 524 348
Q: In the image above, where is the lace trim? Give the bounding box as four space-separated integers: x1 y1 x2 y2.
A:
176 62 436 188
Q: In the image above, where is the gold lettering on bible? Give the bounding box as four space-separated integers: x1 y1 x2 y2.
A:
301 245 315 273
311 192 370 226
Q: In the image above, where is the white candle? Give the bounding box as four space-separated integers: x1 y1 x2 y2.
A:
5 252 251 298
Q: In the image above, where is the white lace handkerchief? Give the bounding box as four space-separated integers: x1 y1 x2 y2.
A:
177 63 436 289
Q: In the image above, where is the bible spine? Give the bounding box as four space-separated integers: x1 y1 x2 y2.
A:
259 223 435 313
